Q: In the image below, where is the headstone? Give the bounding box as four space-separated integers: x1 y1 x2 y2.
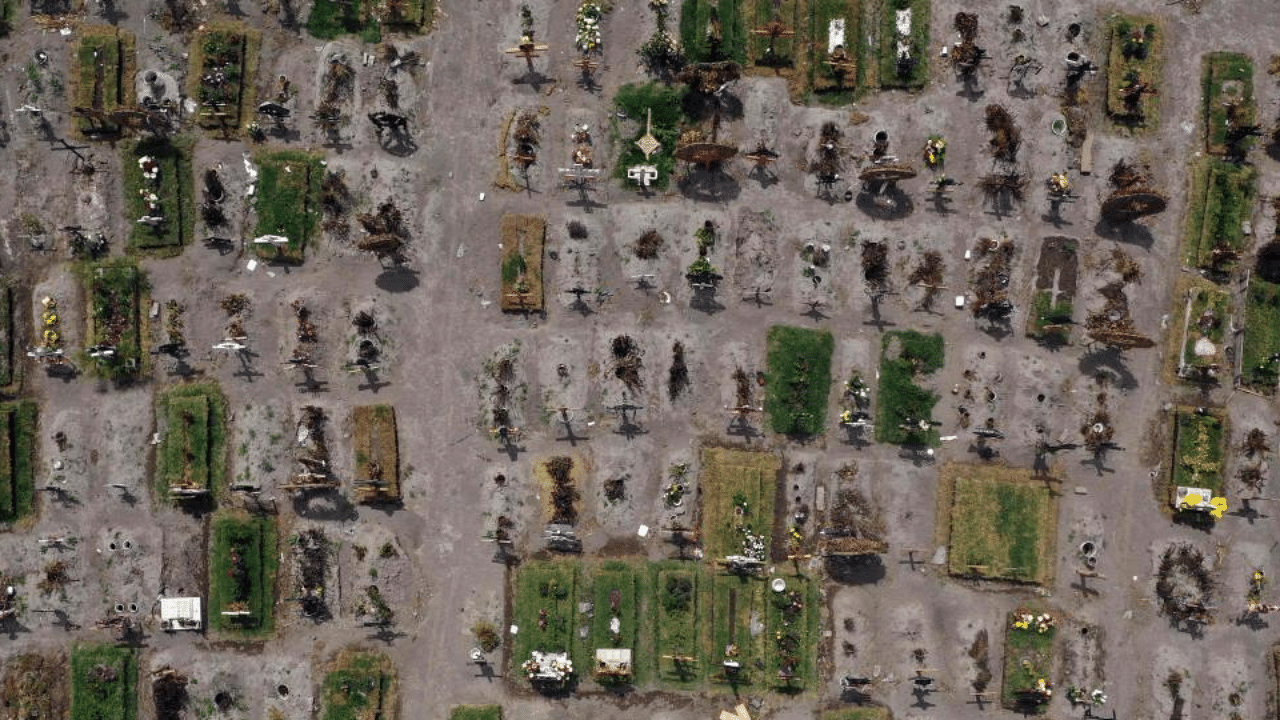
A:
828 19 845 53
627 165 658 187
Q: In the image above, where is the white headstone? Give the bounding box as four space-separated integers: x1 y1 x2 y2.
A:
627 165 658 187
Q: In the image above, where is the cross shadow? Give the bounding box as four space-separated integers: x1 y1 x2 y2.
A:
366 624 408 644
1094 217 1155 249
726 417 762 439
1079 451 1116 476
377 127 419 156
320 135 354 153
356 367 390 392
565 192 607 211
41 486 81 508
1070 575 1101 597
864 296 896 330
614 418 648 440
295 369 329 394
856 186 914 220
928 190 955 215
512 69 553 93
691 286 725 314
1 618 31 639
748 165 778 189
555 420 588 446
956 72 985 100
979 317 1013 341
910 685 936 709
1041 198 1073 228
1079 347 1138 390
801 304 830 321
1234 611 1270 631
291 491 359 521
501 439 526 461
1229 499 1267 524
267 123 302 143
678 167 742 203
232 349 263 382
52 609 81 631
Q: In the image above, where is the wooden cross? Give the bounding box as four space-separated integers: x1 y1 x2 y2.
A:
560 163 603 200
751 0 795 58
968 691 994 707
786 551 813 574
505 40 549 73
743 141 779 169
725 404 763 418
825 46 857 77
902 548 928 569
571 55 600 87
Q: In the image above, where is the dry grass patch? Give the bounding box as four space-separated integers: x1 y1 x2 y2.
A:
352 405 399 504
499 215 545 312
699 447 780 560
940 464 1058 584
1 652 69 720
321 649 398 720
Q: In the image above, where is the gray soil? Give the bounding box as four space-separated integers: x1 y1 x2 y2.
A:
1 1 1279 720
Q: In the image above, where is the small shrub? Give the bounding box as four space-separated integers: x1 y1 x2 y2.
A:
662 575 692 613
472 621 501 652
635 229 663 259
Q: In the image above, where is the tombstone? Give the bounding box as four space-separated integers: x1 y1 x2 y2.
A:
626 165 658 187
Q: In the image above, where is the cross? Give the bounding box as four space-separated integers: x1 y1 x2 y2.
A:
635 108 661 159
751 0 795 58
571 55 600 87
743 141 779 169
825 46 858 77
626 165 658 187
560 163 603 200
560 163 602 185
505 39 549 73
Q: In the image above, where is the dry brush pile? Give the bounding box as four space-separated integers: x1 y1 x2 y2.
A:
546 456 579 525
612 335 644 392
971 237 1015 320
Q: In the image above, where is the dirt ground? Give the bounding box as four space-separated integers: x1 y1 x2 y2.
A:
2 1 1280 720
